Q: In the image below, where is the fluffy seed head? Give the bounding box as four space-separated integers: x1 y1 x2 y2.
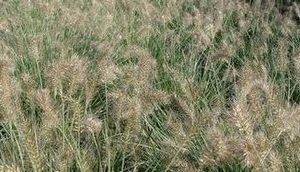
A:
82 117 103 134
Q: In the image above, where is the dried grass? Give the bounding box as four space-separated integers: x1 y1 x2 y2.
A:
0 0 299 171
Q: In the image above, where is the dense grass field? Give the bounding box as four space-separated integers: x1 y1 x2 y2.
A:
0 0 300 171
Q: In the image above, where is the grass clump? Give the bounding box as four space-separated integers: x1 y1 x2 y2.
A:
0 0 300 171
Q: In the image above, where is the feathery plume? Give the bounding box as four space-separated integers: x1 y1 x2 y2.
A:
231 101 254 136
34 88 59 142
78 150 92 172
18 121 43 172
293 51 300 78
55 145 74 172
202 127 242 167
268 151 282 172
47 55 88 97
81 116 103 134
0 57 20 122
124 45 157 89
71 100 84 134
97 57 121 84
35 89 59 128
0 164 21 172
276 38 289 72
28 36 41 60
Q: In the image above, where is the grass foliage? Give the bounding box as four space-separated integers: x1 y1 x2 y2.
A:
0 0 300 171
